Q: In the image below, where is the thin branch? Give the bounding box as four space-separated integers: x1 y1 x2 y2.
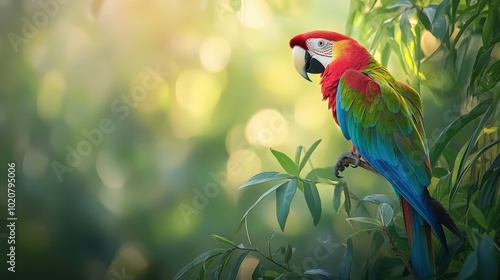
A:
383 227 417 280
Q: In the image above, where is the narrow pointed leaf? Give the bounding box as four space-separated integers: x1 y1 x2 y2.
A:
429 100 491 167
276 178 298 231
228 251 250 280
284 244 293 264
477 235 499 280
476 60 500 95
376 203 394 227
219 250 234 279
400 11 413 44
304 269 336 280
304 180 322 225
387 0 413 9
173 249 227 280
271 149 298 175
360 194 398 208
211 234 236 247
299 139 322 173
210 264 222 280
237 181 289 232
479 168 500 208
239 171 291 189
306 167 338 182
333 185 343 213
433 0 449 24
251 261 265 279
346 217 382 228
339 237 353 280
295 145 303 167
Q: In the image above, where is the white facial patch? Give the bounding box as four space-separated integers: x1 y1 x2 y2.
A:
306 38 334 67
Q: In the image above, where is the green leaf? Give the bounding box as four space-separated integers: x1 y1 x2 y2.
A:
339 237 353 280
228 251 250 280
251 261 265 280
276 178 298 231
458 235 499 280
294 145 303 167
199 255 214 280
221 250 235 277
380 42 392 67
360 194 398 208
264 270 281 278
388 38 408 74
304 269 336 280
432 167 450 178
267 231 276 257
387 0 414 9
476 60 500 95
173 248 227 280
299 139 322 173
429 100 491 167
451 137 500 206
434 0 450 24
436 237 464 276
210 264 222 280
376 203 394 227
470 45 495 95
477 235 499 280
346 217 383 228
433 172 452 202
303 180 322 225
431 9 448 39
479 157 500 207
458 250 477 280
333 185 343 213
271 149 298 175
211 234 236 247
469 203 488 230
418 7 433 32
239 171 292 189
342 181 352 216
400 10 413 44
238 181 289 232
284 244 293 264
368 232 385 261
306 167 338 182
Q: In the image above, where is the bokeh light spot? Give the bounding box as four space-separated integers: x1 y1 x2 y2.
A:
237 0 273 29
245 109 288 147
37 70 66 121
175 69 221 116
96 150 127 189
199 36 232 73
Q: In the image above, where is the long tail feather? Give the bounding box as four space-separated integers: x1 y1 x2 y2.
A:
402 197 435 279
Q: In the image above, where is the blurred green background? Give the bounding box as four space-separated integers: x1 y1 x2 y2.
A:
0 0 468 279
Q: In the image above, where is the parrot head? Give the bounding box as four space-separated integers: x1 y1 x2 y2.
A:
289 31 366 82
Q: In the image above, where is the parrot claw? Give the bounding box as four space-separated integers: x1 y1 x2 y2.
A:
333 151 361 178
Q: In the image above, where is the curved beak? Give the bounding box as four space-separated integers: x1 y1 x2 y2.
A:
292 46 326 82
292 46 311 82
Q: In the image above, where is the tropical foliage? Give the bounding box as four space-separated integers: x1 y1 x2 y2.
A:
175 0 499 279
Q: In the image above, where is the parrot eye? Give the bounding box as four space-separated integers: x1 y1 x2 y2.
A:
316 39 327 48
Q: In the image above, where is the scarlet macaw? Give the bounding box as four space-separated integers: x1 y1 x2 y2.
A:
289 31 461 279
